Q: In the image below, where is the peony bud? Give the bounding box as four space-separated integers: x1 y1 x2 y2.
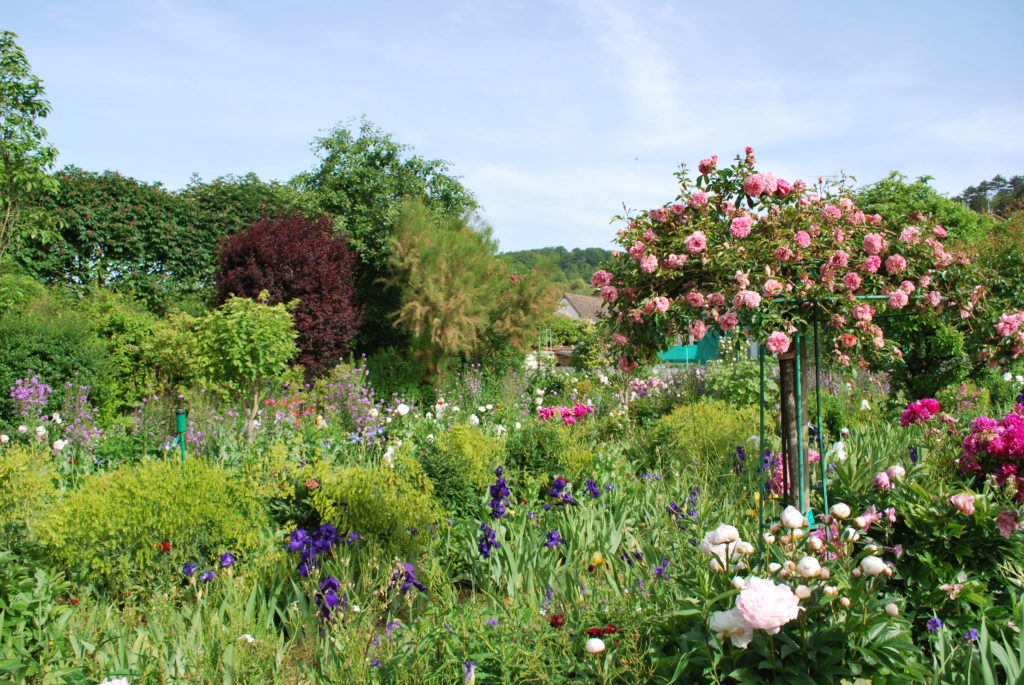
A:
731 576 746 589
768 562 782 574
819 567 831 580
781 506 806 529
830 503 851 519
792 528 805 540
795 585 812 600
797 556 822 578
807 537 824 552
824 585 838 596
859 556 887 576
840 597 851 607
763 533 776 545
885 602 899 617
736 541 756 555
585 637 606 654
852 516 867 530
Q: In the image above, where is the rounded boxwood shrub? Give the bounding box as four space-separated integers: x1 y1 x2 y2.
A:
33 460 266 592
417 424 503 519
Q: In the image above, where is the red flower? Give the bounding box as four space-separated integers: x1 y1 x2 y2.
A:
159 541 171 552
602 623 618 635
70 598 79 605
549 614 566 629
585 627 604 637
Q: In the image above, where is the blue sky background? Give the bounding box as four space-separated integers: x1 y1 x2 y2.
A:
7 1 1023 252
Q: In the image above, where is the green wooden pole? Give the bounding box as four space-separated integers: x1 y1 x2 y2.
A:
174 409 187 465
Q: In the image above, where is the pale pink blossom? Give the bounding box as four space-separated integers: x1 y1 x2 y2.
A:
900 280 916 293
795 231 811 248
707 292 726 307
686 292 706 307
874 471 892 490
886 464 906 479
899 226 921 244
997 510 1020 538
863 256 881 273
829 250 850 268
646 296 671 313
743 174 771 196
690 190 709 208
925 291 941 308
730 216 753 238
709 609 753 648
649 208 668 223
689 319 708 341
733 290 762 309
822 204 842 219
611 333 628 345
734 270 750 289
670 203 687 216
591 270 613 287
843 272 862 290
888 290 909 309
869 213 883 226
949 493 975 516
863 233 887 255
665 253 687 268
685 231 707 254
775 246 794 262
601 286 618 303
933 225 947 237
766 331 791 355
852 304 875 322
629 241 646 260
839 333 858 348
719 311 739 332
735 577 801 634
850 210 866 224
885 254 908 273
763 279 784 298
640 254 659 273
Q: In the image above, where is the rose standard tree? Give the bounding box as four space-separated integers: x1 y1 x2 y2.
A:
596 148 982 507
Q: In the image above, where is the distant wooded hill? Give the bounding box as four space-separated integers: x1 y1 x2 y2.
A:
498 246 610 294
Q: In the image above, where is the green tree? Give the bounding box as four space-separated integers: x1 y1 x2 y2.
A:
292 118 477 352
196 294 298 439
958 174 1024 217
0 31 59 268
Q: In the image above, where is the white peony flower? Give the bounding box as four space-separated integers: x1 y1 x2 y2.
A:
708 524 740 545
469 414 480 426
0 434 8 444
51 412 62 424
796 556 821 578
395 403 410 416
794 585 812 600
830 503 851 519
1005 372 1015 382
859 556 887 577
238 634 255 642
780 506 805 529
709 608 753 649
17 425 27 433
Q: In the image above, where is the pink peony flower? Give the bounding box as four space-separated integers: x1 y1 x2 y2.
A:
874 471 891 490
885 254 908 273
591 270 613 288
743 174 771 197
690 190 709 208
794 231 811 249
665 253 687 268
863 256 881 273
886 464 906 479
766 331 791 355
863 233 887 255
730 216 753 238
719 311 739 332
734 577 801 634
686 292 706 307
843 272 862 290
685 231 707 254
698 155 718 175
763 279 784 298
888 290 909 309
996 510 1020 538
689 319 708 341
601 286 618 303
733 290 762 309
949 493 975 516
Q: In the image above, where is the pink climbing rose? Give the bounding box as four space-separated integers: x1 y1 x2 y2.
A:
685 231 708 254
730 216 753 238
766 331 791 355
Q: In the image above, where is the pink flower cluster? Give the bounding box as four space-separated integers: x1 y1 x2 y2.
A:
994 311 1024 360
960 405 1024 502
899 398 940 427
536 403 595 426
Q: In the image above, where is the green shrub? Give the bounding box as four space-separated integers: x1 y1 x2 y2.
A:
0 445 53 534
504 419 596 486
936 381 991 418
418 424 503 518
704 359 777 407
311 457 441 556
641 400 764 481
33 460 266 592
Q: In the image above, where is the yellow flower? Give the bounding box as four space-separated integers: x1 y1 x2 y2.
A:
590 551 606 568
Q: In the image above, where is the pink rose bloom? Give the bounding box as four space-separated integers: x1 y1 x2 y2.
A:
934 225 947 237
735 577 801 633
833 228 846 243
611 333 628 345
925 291 941 307
707 292 726 307
862 255 882 273
794 231 811 249
900 280 916 293
629 241 646 260
852 304 875 321
644 228 657 242
611 250 620 258
690 190 709 208
743 174 771 197
734 270 750 288
733 290 762 309
591 270 613 288
698 155 718 175
997 510 1021 538
774 246 794 262
775 178 792 196
899 226 921 243
686 292 706 307
719 311 739 332
873 471 891 490
869 213 883 226
766 331 791 355
920 274 931 288
649 296 670 313
685 231 707 254
793 179 807 191
617 357 637 374
763 279 784 298
839 333 858 348
886 464 906 479
839 197 854 211
885 254 908 273
843 272 862 290
665 253 687 268
850 210 866 225
649 208 668 222
821 204 842 219
688 318 708 341
888 290 909 309
601 286 618 303
949 493 975 516
995 312 1024 337
640 254 659 273
829 250 850 268
862 233 887 255
670 203 687 216
730 216 753 238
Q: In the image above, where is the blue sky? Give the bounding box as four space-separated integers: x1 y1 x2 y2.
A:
7 0 1023 252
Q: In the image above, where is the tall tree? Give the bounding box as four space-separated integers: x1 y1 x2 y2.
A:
0 31 59 268
217 214 362 376
291 118 477 352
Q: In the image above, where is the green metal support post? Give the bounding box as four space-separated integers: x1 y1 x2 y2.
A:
174 409 187 465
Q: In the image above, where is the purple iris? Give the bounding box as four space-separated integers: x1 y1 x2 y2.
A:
219 552 235 568
391 562 426 595
654 558 669 579
545 530 563 548
199 570 215 582
182 562 198 577
585 478 601 498
478 522 500 559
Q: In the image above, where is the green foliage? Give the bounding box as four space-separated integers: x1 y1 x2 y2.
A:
419 424 503 519
888 317 971 400
311 460 441 556
196 295 298 435
959 173 1024 217
642 400 762 479
498 246 611 294
972 210 1024 318
703 359 778 407
0 272 45 309
503 420 595 482
0 31 60 267
33 460 266 593
0 291 113 425
0 445 52 535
